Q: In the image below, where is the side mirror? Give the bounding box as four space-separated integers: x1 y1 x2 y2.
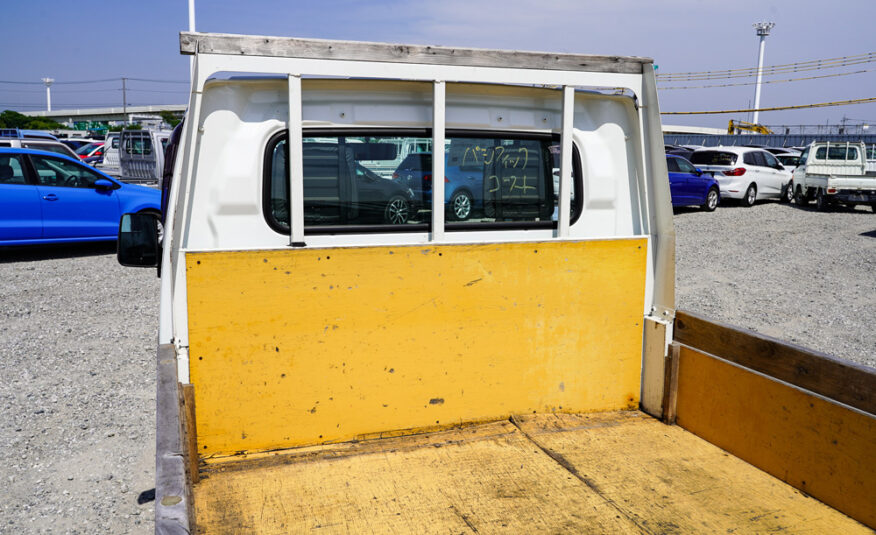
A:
694 168 703 176
117 212 160 267
94 178 114 189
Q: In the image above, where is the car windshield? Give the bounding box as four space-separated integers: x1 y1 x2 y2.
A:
690 151 737 166
76 143 101 155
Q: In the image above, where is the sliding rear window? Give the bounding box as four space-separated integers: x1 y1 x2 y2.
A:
264 130 581 234
690 151 737 166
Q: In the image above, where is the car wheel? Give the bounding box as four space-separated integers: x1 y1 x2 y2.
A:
794 186 809 206
815 189 831 212
384 196 410 224
449 190 473 221
702 187 719 212
781 182 794 203
742 184 757 207
139 210 164 243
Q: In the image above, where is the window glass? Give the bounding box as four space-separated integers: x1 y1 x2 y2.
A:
665 157 679 172
266 132 576 232
762 151 779 168
123 134 153 155
676 158 697 174
0 154 27 184
22 142 70 157
742 152 757 166
690 151 737 166
815 146 859 160
29 154 107 188
76 142 102 156
111 136 120 149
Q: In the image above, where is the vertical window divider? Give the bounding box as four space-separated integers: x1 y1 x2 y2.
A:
431 80 446 241
558 86 575 238
287 73 305 247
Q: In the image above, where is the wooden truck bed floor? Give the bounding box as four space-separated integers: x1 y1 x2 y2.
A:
192 411 868 534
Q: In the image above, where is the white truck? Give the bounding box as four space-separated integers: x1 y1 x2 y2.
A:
792 141 876 211
116 32 875 534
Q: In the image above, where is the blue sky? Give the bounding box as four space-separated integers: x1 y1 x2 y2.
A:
3 0 875 130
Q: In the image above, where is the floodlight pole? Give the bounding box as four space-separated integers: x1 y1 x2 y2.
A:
751 22 775 125
189 0 196 77
42 78 54 111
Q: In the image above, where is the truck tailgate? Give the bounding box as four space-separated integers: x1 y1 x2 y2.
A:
192 411 868 534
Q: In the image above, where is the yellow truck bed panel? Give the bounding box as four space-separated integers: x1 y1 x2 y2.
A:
186 239 647 455
193 411 868 534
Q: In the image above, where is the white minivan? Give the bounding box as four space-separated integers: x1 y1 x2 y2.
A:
690 146 793 206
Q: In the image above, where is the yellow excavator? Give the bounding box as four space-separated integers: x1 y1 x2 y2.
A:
728 119 773 135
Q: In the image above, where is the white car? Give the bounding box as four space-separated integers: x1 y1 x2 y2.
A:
689 146 793 206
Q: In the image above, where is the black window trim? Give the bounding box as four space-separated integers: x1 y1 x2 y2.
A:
262 128 584 236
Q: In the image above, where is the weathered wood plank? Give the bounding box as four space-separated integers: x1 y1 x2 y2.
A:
193 412 870 533
193 420 640 533
674 309 876 415
179 384 199 484
661 342 680 424
639 317 667 418
516 411 871 533
676 345 876 529
155 344 192 535
179 32 652 74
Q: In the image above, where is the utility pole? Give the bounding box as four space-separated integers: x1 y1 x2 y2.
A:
751 22 775 126
122 77 128 124
42 78 54 111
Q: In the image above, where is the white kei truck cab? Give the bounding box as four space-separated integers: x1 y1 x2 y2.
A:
792 141 876 211
116 32 875 534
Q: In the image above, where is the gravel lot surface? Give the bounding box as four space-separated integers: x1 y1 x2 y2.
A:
0 201 873 533
675 201 876 369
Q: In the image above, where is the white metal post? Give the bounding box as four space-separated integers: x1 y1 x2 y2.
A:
431 81 446 241
557 86 575 237
287 74 305 246
188 0 196 76
752 22 774 125
42 78 53 112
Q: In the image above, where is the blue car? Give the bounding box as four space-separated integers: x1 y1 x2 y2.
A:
393 152 483 221
0 148 160 245
666 154 720 211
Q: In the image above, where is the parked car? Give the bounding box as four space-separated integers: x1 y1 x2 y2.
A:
393 151 484 221
99 132 121 170
791 141 876 211
665 144 695 160
666 154 720 211
75 142 105 160
0 132 79 160
0 147 160 245
119 129 172 183
689 146 793 206
60 138 100 152
776 153 802 169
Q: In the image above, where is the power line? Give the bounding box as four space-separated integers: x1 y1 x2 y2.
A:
0 77 188 86
658 52 876 81
661 96 876 115
659 68 876 90
126 77 189 84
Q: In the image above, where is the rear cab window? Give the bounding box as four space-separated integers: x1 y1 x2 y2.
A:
815 146 859 160
264 130 582 234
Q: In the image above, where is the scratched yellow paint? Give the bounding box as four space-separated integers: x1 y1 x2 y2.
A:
186 239 647 456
